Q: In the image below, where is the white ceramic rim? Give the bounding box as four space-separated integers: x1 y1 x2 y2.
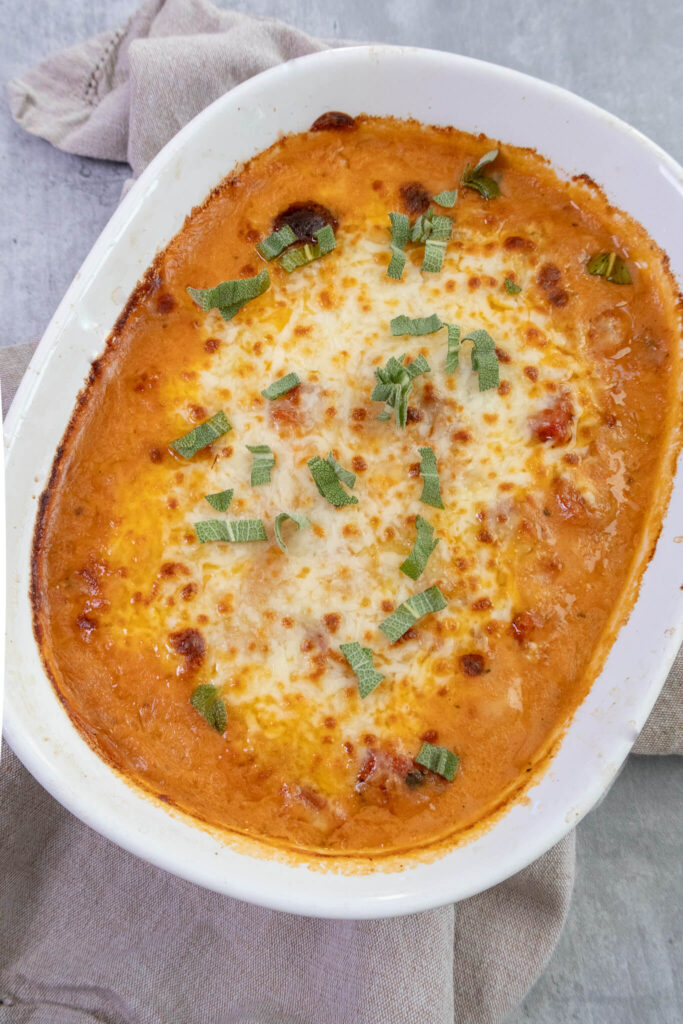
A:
4 46 683 918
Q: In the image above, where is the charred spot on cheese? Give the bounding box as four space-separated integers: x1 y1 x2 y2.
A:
538 264 562 289
355 748 416 795
504 235 535 252
553 478 588 521
269 387 304 432
323 612 341 633
529 392 574 446
400 182 431 215
460 653 485 676
510 611 537 644
159 561 189 578
537 263 569 307
169 628 205 670
310 110 357 131
273 202 338 244
76 613 98 640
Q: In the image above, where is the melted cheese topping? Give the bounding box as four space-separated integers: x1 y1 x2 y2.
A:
32 117 681 858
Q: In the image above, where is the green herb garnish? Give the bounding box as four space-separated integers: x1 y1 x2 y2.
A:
194 519 268 543
340 641 385 698
247 444 275 486
400 515 440 580
187 269 270 322
406 208 453 272
261 371 301 400
461 149 501 200
504 277 522 294
415 741 460 781
371 353 430 428
464 329 500 391
445 323 461 373
190 684 227 733
378 585 447 643
170 411 231 459
387 212 410 280
391 313 443 336
422 214 452 273
326 452 356 489
410 208 435 244
388 207 453 277
256 225 297 260
279 225 336 273
307 456 358 507
432 188 458 208
586 252 632 285
205 489 234 513
273 511 310 551
418 446 444 509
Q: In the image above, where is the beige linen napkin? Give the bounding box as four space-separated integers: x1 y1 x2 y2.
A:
2 3 680 1022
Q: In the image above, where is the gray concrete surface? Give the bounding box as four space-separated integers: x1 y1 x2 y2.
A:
1 2 681 1022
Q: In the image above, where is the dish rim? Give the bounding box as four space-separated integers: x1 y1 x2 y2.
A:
4 44 683 918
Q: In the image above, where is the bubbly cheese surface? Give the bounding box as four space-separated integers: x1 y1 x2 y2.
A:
32 117 681 858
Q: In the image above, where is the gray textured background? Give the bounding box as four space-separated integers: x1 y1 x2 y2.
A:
1 2 681 1022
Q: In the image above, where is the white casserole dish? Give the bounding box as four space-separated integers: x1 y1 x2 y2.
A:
4 46 682 918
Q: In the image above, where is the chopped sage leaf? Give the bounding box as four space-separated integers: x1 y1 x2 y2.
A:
464 328 500 391
187 269 270 322
400 515 440 581
422 214 452 273
247 444 275 486
261 372 301 400
308 456 358 507
205 489 234 513
411 207 435 244
314 223 336 253
391 313 443 336
445 323 461 373
418 445 444 509
415 741 460 781
387 248 407 280
504 277 522 294
279 225 336 273
432 188 458 207
190 684 227 733
170 410 231 459
340 641 385 698
389 211 411 248
326 452 356 489
194 519 268 543
378 585 447 644
256 224 297 260
586 252 632 285
371 353 430 429
273 511 309 552
461 148 501 200
387 211 410 280
408 208 454 273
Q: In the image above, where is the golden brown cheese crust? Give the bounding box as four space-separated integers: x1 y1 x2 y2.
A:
32 116 682 860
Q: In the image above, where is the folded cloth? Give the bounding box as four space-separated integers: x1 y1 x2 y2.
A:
8 0 329 178
2 2 680 1022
